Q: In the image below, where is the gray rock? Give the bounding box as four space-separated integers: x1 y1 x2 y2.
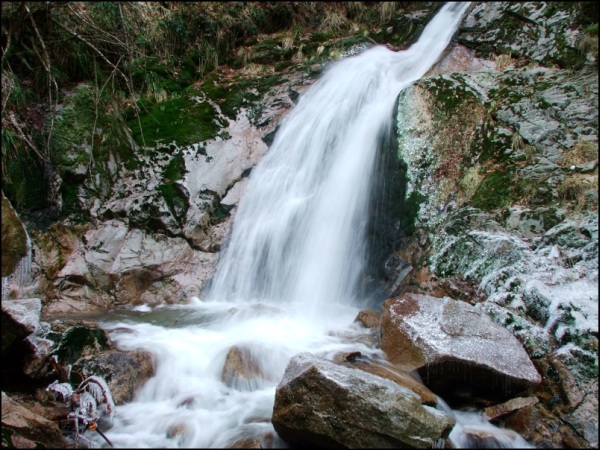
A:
272 352 455 448
1 298 42 356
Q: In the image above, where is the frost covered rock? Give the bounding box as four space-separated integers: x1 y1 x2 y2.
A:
1 298 42 356
272 352 455 448
460 2 584 67
380 294 541 401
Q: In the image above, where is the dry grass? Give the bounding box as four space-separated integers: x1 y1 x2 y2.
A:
512 132 540 160
562 141 598 166
579 33 598 61
458 163 483 204
495 53 514 71
378 2 399 23
281 35 295 51
557 173 598 211
511 132 525 152
322 10 348 33
238 63 272 78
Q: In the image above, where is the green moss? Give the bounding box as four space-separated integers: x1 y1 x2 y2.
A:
201 71 283 121
424 76 480 114
3 153 49 213
129 90 225 147
49 84 138 220
471 171 514 211
157 151 188 221
52 326 110 367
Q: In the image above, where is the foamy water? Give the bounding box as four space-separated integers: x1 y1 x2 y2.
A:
90 3 532 448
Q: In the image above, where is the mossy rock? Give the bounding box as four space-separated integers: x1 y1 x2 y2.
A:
129 89 226 147
157 151 189 222
2 153 49 214
201 71 284 121
49 84 137 220
471 171 514 211
52 326 111 367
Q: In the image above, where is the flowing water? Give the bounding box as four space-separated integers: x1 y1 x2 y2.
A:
90 3 532 447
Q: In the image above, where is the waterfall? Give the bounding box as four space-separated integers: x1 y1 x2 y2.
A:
206 2 471 322
91 3 536 448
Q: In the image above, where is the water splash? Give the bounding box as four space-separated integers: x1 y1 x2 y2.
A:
436 398 536 449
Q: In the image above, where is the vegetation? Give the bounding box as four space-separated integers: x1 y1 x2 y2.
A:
1 1 422 220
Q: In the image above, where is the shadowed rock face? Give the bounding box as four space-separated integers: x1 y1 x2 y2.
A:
1 392 69 449
272 352 455 448
380 294 541 403
1 193 28 278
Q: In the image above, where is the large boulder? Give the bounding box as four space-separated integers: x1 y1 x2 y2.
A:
272 352 455 448
380 294 541 402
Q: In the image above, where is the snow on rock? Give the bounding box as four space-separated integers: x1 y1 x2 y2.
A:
380 293 541 401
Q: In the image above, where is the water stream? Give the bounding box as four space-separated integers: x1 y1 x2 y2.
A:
91 3 534 447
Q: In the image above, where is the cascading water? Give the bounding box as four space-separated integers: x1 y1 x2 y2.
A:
92 2 532 448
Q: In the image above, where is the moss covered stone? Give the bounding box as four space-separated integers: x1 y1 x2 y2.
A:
52 326 111 367
471 171 514 211
129 89 225 147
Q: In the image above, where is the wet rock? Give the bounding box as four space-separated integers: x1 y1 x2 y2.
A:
71 349 154 405
353 309 380 329
22 335 54 379
341 356 439 406
380 294 541 403
2 298 42 357
221 345 272 391
229 431 277 448
484 396 539 420
166 423 187 439
49 320 112 366
1 391 69 448
272 352 455 448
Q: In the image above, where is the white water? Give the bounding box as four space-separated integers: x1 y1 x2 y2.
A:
91 3 529 448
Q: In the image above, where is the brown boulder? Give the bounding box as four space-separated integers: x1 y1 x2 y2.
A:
380 294 541 403
354 309 380 329
1 391 69 448
221 345 273 391
71 349 154 405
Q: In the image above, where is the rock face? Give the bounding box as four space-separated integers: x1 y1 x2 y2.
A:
272 352 455 448
1 298 42 357
1 391 69 449
1 193 28 277
380 294 541 402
